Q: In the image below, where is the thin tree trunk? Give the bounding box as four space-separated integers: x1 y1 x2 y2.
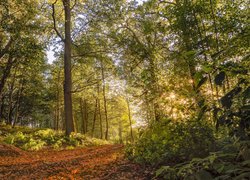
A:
97 84 103 139
7 69 17 125
100 59 109 140
0 95 5 122
55 69 61 130
12 79 23 128
126 98 134 142
73 115 78 133
84 99 88 133
80 98 86 134
91 98 98 137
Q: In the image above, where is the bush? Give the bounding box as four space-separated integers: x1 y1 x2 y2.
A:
126 119 215 165
34 129 64 145
4 132 30 145
22 138 46 151
155 139 250 179
1 125 110 151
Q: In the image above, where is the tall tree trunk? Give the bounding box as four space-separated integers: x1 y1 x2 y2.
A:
80 98 86 134
12 79 24 128
63 0 74 136
0 56 14 106
0 95 5 122
73 115 78 133
148 57 160 122
91 98 98 137
97 84 103 139
84 99 88 133
100 59 109 140
7 70 17 125
55 69 61 130
126 98 134 142
12 79 23 128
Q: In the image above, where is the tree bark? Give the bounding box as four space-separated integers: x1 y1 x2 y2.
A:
80 98 86 134
12 79 23 128
55 69 61 130
97 84 103 139
63 0 74 136
0 57 16 122
91 98 98 137
100 59 109 140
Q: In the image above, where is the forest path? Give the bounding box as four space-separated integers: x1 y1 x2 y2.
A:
0 144 153 180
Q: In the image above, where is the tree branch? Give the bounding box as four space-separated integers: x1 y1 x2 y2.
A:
52 0 64 42
70 0 77 11
0 38 13 60
159 0 176 5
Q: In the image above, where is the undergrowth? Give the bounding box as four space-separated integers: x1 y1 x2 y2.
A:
154 138 250 179
126 119 215 165
0 124 109 151
125 119 250 179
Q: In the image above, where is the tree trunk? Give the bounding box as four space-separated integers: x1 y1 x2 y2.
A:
126 98 134 142
97 84 103 139
55 69 61 130
63 0 74 136
91 98 98 137
84 99 88 133
0 95 5 122
100 59 109 140
12 79 23 128
0 57 14 105
7 75 16 125
80 98 86 134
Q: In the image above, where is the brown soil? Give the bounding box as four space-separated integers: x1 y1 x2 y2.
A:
0 144 153 180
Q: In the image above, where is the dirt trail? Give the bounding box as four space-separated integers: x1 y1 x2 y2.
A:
0 144 153 180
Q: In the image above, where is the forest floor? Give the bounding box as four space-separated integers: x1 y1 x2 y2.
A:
0 144 153 180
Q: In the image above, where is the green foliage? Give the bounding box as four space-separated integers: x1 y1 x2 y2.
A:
217 80 250 139
3 132 46 151
22 138 46 151
1 125 109 151
126 119 215 164
155 139 250 179
4 132 29 145
34 129 63 145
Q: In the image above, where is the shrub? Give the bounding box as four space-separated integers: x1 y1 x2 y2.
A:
4 132 30 146
155 139 250 179
34 129 63 145
22 138 46 151
126 119 215 165
2 125 110 150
